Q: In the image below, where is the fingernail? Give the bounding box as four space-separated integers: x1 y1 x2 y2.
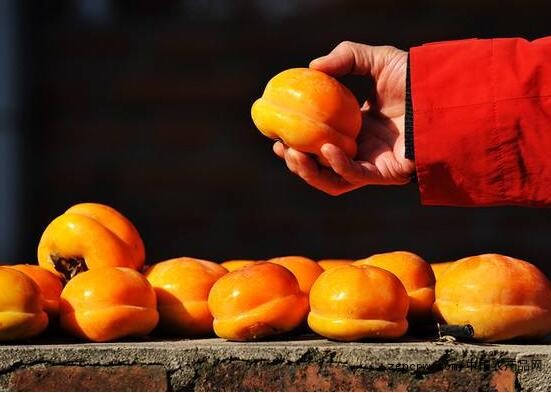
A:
309 56 326 67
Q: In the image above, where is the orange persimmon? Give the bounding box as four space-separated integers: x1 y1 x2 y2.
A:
220 260 258 272
145 257 227 336
434 254 551 342
38 203 145 280
208 262 308 341
268 256 323 295
59 267 158 342
251 68 362 166
317 259 353 271
354 251 435 321
0 267 48 341
430 261 455 281
9 264 63 316
308 265 409 341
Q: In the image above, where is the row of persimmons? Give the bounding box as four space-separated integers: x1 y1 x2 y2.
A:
2 202 551 344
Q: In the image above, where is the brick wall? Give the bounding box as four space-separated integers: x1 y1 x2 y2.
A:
18 1 551 273
1 339 549 391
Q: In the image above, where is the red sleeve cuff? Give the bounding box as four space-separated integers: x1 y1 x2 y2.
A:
410 37 551 207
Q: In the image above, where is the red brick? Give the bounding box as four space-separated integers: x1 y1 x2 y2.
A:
193 360 520 392
491 369 516 392
194 361 423 391
195 362 369 391
418 370 486 391
9 365 167 392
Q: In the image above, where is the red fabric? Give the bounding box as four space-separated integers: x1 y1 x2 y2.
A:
410 37 551 206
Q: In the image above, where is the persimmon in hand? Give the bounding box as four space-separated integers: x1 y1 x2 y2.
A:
145 257 227 336
208 262 308 341
251 68 361 166
38 203 145 280
272 43 415 195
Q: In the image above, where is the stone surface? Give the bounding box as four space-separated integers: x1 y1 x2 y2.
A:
0 336 550 391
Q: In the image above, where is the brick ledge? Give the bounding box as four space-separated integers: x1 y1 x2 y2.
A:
1 337 550 391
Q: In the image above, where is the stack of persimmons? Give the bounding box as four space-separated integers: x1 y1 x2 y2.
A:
1 202 551 344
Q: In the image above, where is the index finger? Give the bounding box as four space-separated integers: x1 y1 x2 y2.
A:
309 41 375 77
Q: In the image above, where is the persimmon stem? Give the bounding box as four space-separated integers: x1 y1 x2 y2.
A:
244 323 281 341
438 323 474 339
50 254 87 281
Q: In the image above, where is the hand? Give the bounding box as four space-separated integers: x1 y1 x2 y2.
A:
273 41 415 196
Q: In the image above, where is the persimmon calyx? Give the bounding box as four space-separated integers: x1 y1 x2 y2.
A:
51 254 87 281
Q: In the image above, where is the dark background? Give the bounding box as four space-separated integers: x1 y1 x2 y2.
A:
1 0 550 271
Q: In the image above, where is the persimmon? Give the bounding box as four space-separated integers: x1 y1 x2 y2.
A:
430 261 455 281
434 254 551 342
308 265 409 341
0 267 48 341
354 251 435 320
268 256 323 295
59 267 158 342
145 257 227 336
38 203 145 280
318 259 353 271
220 260 258 272
251 68 362 166
208 262 308 341
9 264 63 316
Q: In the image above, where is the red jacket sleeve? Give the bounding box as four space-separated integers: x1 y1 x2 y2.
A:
410 37 551 207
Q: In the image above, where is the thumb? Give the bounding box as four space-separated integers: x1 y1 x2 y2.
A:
309 41 375 77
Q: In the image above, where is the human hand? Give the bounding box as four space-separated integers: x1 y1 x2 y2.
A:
273 41 415 196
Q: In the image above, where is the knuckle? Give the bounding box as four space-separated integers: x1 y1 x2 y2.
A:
338 40 355 47
336 40 354 50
